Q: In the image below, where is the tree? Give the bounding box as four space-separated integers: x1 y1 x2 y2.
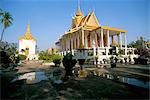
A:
0 11 13 42
128 36 145 48
128 36 150 58
0 9 3 16
0 42 18 67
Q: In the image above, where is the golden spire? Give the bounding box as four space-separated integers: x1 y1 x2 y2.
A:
26 22 30 35
77 0 83 16
19 23 36 41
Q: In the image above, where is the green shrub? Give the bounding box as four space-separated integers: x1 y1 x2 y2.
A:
52 54 63 67
18 54 26 60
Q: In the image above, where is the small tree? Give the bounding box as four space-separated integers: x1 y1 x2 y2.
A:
0 42 18 68
62 53 77 80
52 54 63 67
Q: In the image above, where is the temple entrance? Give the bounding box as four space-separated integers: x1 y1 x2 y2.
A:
25 48 29 56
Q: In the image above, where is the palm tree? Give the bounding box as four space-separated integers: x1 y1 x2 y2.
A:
0 11 13 42
0 9 3 16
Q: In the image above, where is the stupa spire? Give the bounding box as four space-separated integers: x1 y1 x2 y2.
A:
77 0 83 16
26 22 30 34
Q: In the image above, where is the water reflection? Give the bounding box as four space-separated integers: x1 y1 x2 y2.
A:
101 73 150 89
12 71 48 84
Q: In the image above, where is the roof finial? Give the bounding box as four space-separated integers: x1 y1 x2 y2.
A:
77 0 83 16
78 0 80 10
26 21 30 34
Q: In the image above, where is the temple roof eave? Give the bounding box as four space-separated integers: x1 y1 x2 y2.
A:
91 26 127 33
18 36 36 41
101 26 127 33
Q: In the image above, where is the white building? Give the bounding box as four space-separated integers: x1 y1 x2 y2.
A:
18 24 38 60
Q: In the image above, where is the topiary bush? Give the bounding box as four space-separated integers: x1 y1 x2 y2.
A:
62 52 77 80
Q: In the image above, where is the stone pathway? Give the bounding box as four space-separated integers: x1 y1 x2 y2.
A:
112 68 150 77
16 61 52 73
117 63 150 70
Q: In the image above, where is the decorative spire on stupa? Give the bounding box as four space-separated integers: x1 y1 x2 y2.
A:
19 22 36 41
26 23 30 34
76 0 83 16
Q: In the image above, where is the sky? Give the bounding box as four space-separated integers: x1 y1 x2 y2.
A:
0 0 149 51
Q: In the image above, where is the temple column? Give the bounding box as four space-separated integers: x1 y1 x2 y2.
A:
81 28 85 48
120 32 122 49
95 31 98 47
74 34 76 49
65 38 67 51
67 35 70 51
124 32 127 55
118 32 122 49
64 37 67 55
75 32 78 49
100 29 104 47
76 33 79 49
60 40 62 51
63 37 65 51
90 32 92 48
84 31 88 49
62 40 64 51
133 49 134 55
71 38 73 50
79 32 81 48
107 30 110 47
59 41 61 52
67 35 69 51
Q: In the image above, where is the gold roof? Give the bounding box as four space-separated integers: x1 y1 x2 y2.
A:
19 24 36 41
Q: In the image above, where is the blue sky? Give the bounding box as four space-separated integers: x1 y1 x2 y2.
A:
0 0 149 51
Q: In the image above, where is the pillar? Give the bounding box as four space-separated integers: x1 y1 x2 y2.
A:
81 28 85 48
67 35 70 51
118 32 122 49
124 32 127 55
78 32 80 48
74 34 76 49
100 29 104 47
107 30 110 47
133 49 134 55
90 32 92 48
85 31 88 48
119 32 122 49
95 31 98 47
71 38 73 50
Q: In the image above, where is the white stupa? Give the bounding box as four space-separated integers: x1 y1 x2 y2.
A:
18 23 38 60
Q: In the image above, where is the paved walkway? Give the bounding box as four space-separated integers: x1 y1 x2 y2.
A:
117 63 150 70
108 63 150 78
112 68 150 77
16 61 52 73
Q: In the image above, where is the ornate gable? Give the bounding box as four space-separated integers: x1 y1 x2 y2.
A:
85 12 100 28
